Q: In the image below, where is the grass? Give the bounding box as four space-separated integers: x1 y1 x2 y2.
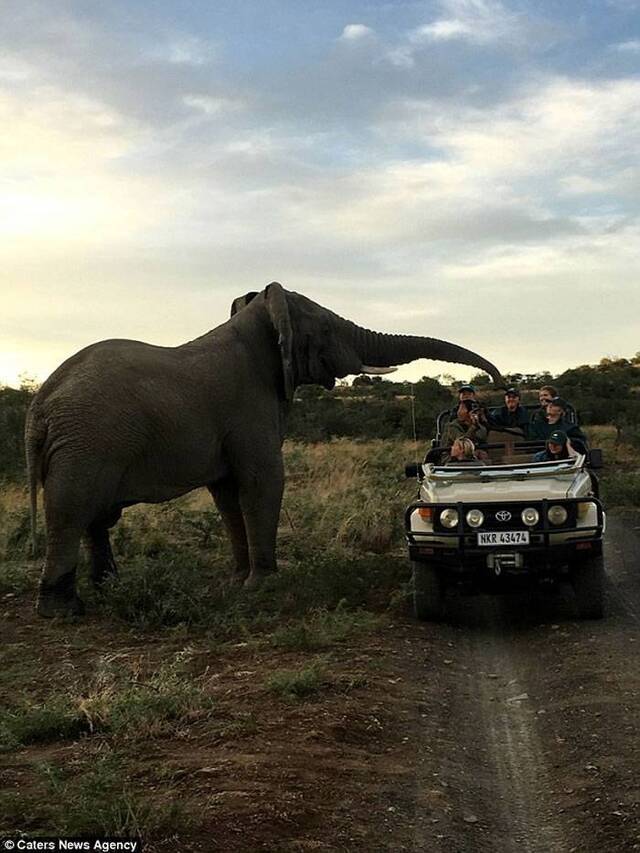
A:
0 650 215 750
585 425 640 507
1 753 190 837
2 433 637 633
43 755 189 836
269 605 381 651
266 660 331 700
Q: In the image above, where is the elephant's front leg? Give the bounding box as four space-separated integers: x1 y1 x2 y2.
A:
208 479 250 584
238 454 285 588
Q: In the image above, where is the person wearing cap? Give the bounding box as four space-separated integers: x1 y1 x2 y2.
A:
533 430 578 462
530 396 588 451
489 387 530 434
447 384 477 421
442 399 488 447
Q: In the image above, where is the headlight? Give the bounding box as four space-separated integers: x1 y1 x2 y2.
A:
521 507 540 526
548 505 568 526
440 508 459 529
466 509 484 528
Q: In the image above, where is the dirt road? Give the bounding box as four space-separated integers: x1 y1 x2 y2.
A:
2 511 640 852
389 509 640 853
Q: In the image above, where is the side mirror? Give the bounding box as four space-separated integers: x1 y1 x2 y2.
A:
405 463 422 479
588 448 604 470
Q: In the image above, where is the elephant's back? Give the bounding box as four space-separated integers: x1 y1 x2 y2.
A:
35 340 197 459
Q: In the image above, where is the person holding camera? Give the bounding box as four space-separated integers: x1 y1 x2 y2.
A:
442 399 488 448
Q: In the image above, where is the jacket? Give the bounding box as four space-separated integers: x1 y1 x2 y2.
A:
489 404 530 433
441 418 488 448
529 416 588 450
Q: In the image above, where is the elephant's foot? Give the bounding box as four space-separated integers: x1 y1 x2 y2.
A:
229 569 250 587
36 573 85 618
243 568 276 590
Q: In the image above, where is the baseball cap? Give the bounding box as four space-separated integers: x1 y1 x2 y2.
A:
548 430 568 446
549 396 568 410
458 384 476 394
505 387 520 397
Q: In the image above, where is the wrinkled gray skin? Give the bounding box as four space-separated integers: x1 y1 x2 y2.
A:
26 282 503 617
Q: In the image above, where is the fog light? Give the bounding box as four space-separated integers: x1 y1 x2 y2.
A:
521 507 540 526
466 509 484 528
440 508 459 529
548 505 568 526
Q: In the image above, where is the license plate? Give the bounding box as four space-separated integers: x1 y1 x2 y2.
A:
477 531 530 546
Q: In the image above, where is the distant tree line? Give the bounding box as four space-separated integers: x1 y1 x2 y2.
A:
2 356 639 481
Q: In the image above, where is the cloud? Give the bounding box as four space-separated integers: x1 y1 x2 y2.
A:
614 39 640 51
410 0 523 46
182 94 243 115
156 36 215 66
339 24 375 42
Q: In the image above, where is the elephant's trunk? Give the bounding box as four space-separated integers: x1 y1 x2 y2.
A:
347 322 503 385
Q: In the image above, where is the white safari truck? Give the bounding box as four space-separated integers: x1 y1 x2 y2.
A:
404 412 605 621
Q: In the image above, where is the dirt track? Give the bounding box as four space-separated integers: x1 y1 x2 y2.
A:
391 509 640 853
2 510 640 852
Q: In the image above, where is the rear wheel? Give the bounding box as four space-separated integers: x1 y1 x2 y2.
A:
571 552 605 619
412 561 445 621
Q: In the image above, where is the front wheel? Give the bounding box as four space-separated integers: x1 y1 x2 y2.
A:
412 561 445 621
571 552 605 619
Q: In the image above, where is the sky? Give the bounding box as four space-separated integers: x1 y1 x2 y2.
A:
1 0 639 387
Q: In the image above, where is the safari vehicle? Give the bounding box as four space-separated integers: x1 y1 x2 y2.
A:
404 409 605 621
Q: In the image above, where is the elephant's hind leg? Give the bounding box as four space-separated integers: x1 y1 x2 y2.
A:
209 480 250 584
86 509 121 586
37 525 85 618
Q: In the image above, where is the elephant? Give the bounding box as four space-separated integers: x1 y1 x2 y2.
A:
25 282 503 617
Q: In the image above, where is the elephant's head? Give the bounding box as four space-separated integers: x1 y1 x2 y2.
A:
231 282 503 399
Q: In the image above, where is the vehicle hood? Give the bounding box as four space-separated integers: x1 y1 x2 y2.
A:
420 470 584 504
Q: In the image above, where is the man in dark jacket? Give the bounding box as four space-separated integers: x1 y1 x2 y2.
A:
490 387 530 434
530 397 588 451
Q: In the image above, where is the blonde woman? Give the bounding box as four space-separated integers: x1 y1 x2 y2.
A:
445 437 481 465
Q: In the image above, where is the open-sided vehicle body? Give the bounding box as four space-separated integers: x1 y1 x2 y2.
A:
405 412 605 621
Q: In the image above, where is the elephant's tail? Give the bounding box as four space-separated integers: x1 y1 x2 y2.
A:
25 403 46 558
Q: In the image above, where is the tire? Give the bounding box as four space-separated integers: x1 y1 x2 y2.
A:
412 561 445 621
571 552 605 620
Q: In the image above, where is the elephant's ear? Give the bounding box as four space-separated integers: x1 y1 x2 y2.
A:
230 291 259 317
264 282 294 402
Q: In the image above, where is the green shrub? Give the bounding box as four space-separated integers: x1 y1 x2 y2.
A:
270 605 380 651
0 698 89 750
266 660 330 700
0 651 214 749
41 755 189 837
600 469 640 507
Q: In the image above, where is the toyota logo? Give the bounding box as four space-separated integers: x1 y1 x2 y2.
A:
496 510 512 522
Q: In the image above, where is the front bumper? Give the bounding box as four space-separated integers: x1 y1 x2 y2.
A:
405 497 604 578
